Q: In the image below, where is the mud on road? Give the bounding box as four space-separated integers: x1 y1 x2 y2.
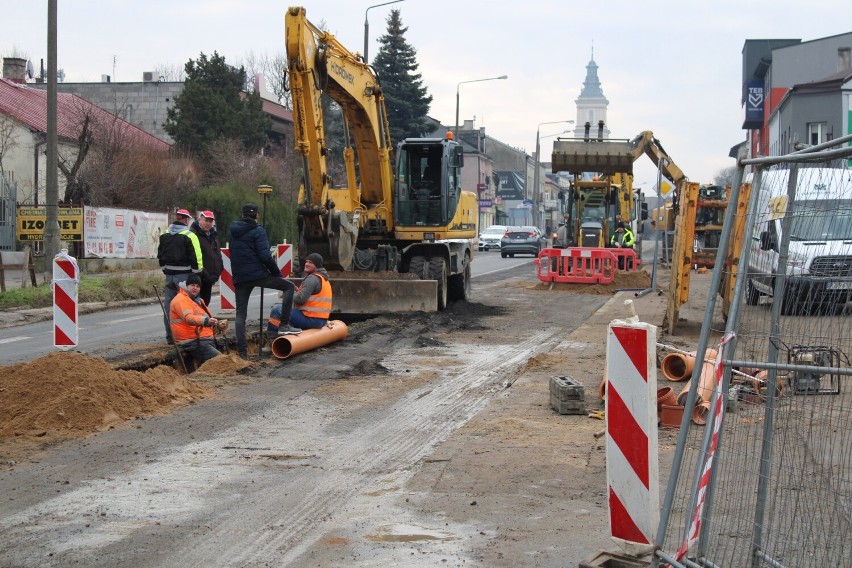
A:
0 262 666 567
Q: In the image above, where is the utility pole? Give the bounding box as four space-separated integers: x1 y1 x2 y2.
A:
43 0 61 268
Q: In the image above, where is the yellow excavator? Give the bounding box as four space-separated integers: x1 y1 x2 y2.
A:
285 6 477 312
551 123 675 254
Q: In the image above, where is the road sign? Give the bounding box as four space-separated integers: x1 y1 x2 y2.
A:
478 199 492 207
477 183 487 192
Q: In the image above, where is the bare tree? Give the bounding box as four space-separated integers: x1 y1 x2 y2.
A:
714 165 738 187
239 50 291 109
0 114 19 178
154 63 185 82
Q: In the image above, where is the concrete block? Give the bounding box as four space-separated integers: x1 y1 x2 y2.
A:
549 375 585 401
550 393 586 415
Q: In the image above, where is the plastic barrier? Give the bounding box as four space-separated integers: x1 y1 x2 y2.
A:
276 243 293 277
52 249 80 350
609 248 640 271
219 247 235 311
536 247 616 284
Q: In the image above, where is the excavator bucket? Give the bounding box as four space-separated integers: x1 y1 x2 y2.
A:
299 272 438 314
552 139 634 175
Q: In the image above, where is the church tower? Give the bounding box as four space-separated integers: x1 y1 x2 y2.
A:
574 45 610 139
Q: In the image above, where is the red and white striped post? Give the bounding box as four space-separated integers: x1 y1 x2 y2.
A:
219 246 235 312
605 318 659 547
52 248 79 350
276 243 292 277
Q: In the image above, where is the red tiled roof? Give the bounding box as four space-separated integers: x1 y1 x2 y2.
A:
262 99 293 122
0 78 170 152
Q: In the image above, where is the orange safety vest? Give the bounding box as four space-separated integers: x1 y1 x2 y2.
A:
169 287 215 343
298 274 332 319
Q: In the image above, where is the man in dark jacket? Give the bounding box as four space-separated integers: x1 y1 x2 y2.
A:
230 204 300 359
189 210 224 306
158 208 203 344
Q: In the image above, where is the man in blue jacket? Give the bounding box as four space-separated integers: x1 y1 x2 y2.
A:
229 204 300 359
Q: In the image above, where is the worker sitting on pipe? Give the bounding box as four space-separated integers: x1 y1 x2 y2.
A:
268 253 332 335
170 273 223 366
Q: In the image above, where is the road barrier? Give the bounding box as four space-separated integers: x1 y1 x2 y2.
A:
52 249 79 350
605 318 659 547
219 247 235 312
276 243 293 277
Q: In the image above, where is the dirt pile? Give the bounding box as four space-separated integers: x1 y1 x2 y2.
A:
0 351 212 444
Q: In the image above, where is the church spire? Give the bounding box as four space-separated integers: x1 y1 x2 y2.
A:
580 43 604 98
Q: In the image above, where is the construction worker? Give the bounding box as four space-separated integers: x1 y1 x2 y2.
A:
169 274 222 366
189 210 224 307
268 252 332 335
610 221 636 270
230 204 300 359
610 222 635 249
158 208 203 344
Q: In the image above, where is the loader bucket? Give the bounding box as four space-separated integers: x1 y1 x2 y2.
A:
292 272 438 314
552 139 634 175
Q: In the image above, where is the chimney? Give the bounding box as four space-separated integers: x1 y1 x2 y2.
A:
838 47 851 72
2 57 27 84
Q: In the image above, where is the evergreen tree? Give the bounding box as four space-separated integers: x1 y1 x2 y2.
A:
164 51 271 160
371 10 432 142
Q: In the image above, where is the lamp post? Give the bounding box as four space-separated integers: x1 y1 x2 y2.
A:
256 184 273 356
532 120 573 230
454 75 508 136
363 0 405 64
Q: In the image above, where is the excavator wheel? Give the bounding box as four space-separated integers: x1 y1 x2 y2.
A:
408 255 428 279
448 259 471 302
428 256 448 310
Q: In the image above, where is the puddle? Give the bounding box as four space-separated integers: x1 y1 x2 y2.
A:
365 523 457 542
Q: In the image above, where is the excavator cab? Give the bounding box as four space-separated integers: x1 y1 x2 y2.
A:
395 138 463 228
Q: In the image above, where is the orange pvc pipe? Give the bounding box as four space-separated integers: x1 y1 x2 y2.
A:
271 320 348 360
662 348 719 382
677 359 716 406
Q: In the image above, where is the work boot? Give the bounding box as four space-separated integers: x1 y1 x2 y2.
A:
278 325 302 335
237 350 248 360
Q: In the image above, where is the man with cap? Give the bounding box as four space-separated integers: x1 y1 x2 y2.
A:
158 208 204 344
268 252 332 334
230 204 300 359
610 221 635 249
610 221 636 270
190 210 224 306
169 273 222 366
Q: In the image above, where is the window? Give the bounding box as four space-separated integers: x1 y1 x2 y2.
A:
808 122 827 146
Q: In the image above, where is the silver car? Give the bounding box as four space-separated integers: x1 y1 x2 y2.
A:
478 225 508 251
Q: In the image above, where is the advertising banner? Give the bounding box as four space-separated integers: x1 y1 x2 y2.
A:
16 206 83 242
83 206 168 259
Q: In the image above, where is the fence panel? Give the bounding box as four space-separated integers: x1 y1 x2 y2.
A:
655 139 852 567
0 174 16 251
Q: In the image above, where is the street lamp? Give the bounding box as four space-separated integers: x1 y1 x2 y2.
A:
256 184 273 356
363 0 406 64
532 120 574 230
454 75 508 136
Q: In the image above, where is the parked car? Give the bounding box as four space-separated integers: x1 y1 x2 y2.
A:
500 226 545 257
478 225 508 251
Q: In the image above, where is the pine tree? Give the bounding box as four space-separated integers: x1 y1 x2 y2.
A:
371 10 432 142
164 51 271 160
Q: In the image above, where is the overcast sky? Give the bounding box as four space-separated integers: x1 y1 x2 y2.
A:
4 1 849 189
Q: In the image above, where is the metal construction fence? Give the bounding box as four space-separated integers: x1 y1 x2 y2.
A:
0 173 15 251
654 136 852 567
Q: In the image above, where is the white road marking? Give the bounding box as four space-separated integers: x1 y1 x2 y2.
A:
0 336 31 344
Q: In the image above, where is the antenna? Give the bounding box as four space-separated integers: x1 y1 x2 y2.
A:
25 60 35 79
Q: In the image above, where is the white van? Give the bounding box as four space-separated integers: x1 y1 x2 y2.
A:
747 166 852 315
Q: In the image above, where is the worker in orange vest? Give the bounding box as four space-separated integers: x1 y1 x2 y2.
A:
268 253 332 335
170 274 222 365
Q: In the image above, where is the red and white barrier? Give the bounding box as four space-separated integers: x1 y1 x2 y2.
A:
219 247 235 311
675 332 735 561
276 243 292 277
605 319 659 547
52 249 79 350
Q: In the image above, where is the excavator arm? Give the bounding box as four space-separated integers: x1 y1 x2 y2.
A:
285 6 395 266
628 131 687 186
